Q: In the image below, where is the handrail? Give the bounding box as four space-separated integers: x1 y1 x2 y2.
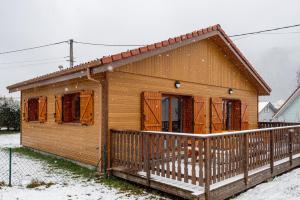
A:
111 124 300 138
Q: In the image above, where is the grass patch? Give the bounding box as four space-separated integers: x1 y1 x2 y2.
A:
96 176 144 195
0 130 19 135
26 179 54 189
12 147 173 199
13 147 95 178
0 181 5 189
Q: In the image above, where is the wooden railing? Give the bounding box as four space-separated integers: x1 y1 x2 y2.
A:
109 125 300 199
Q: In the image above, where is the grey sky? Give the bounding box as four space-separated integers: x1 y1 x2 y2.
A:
1 0 300 102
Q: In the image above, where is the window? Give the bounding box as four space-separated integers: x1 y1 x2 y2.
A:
62 93 80 123
161 95 193 133
28 98 39 121
24 96 47 123
222 99 241 131
55 90 94 125
264 105 269 113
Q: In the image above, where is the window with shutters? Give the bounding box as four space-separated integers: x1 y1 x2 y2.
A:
25 96 47 123
62 92 81 123
28 98 39 122
57 91 94 125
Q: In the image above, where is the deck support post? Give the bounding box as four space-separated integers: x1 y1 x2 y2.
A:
144 133 151 186
204 138 211 200
270 130 274 174
288 129 294 166
243 133 249 185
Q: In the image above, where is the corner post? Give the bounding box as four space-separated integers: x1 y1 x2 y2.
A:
204 137 211 200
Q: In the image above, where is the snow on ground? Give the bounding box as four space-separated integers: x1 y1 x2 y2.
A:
233 168 300 200
0 134 167 200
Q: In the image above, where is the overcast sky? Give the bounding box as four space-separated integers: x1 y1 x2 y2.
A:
1 0 300 102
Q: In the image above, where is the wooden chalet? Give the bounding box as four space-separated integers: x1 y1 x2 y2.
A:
7 24 285 200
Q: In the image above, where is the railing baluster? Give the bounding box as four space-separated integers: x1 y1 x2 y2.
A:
198 139 204 186
166 135 170 178
177 136 182 181
243 133 249 185
191 137 196 185
270 130 274 174
289 129 293 166
204 138 211 200
171 135 176 180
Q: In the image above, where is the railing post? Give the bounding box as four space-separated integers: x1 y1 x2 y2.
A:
289 129 294 166
144 133 151 186
243 133 249 185
204 138 211 200
270 130 274 174
9 148 12 187
107 130 112 177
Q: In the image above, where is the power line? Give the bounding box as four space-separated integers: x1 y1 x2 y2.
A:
229 23 300 37
0 41 68 55
0 59 68 70
73 40 143 47
0 56 68 65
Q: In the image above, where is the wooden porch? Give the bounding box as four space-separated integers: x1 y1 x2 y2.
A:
108 122 300 200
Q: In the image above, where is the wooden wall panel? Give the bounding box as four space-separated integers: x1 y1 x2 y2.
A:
108 72 258 133
108 38 259 133
116 39 256 92
21 75 102 166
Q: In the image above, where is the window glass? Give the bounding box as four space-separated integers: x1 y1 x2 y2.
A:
62 93 80 123
28 98 39 121
162 96 169 131
172 97 181 132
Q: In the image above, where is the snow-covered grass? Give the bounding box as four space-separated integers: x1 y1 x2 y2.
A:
233 168 300 200
0 134 168 200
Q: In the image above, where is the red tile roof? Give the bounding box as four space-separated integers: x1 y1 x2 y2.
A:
7 24 271 95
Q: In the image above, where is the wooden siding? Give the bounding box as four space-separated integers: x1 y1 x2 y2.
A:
108 39 258 132
21 76 102 166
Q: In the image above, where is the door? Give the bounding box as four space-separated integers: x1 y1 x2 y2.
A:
162 95 194 133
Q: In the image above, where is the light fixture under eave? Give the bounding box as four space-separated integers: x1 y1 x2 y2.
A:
228 88 234 95
175 80 181 88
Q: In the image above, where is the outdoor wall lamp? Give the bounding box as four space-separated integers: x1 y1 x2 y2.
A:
228 88 234 95
175 80 181 88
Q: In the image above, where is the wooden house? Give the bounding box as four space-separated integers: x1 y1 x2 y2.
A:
258 101 277 122
7 24 271 170
273 87 300 122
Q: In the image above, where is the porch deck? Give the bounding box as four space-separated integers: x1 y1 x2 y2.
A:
108 123 300 200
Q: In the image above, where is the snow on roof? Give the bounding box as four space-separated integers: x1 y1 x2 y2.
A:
273 99 285 109
259 102 269 112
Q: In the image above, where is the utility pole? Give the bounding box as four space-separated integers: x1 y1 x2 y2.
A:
69 39 74 67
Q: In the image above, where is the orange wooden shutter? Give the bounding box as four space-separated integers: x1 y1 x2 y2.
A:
210 97 223 133
80 90 94 125
23 99 29 122
193 96 206 134
38 96 47 123
241 101 249 130
141 91 162 131
55 95 62 124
